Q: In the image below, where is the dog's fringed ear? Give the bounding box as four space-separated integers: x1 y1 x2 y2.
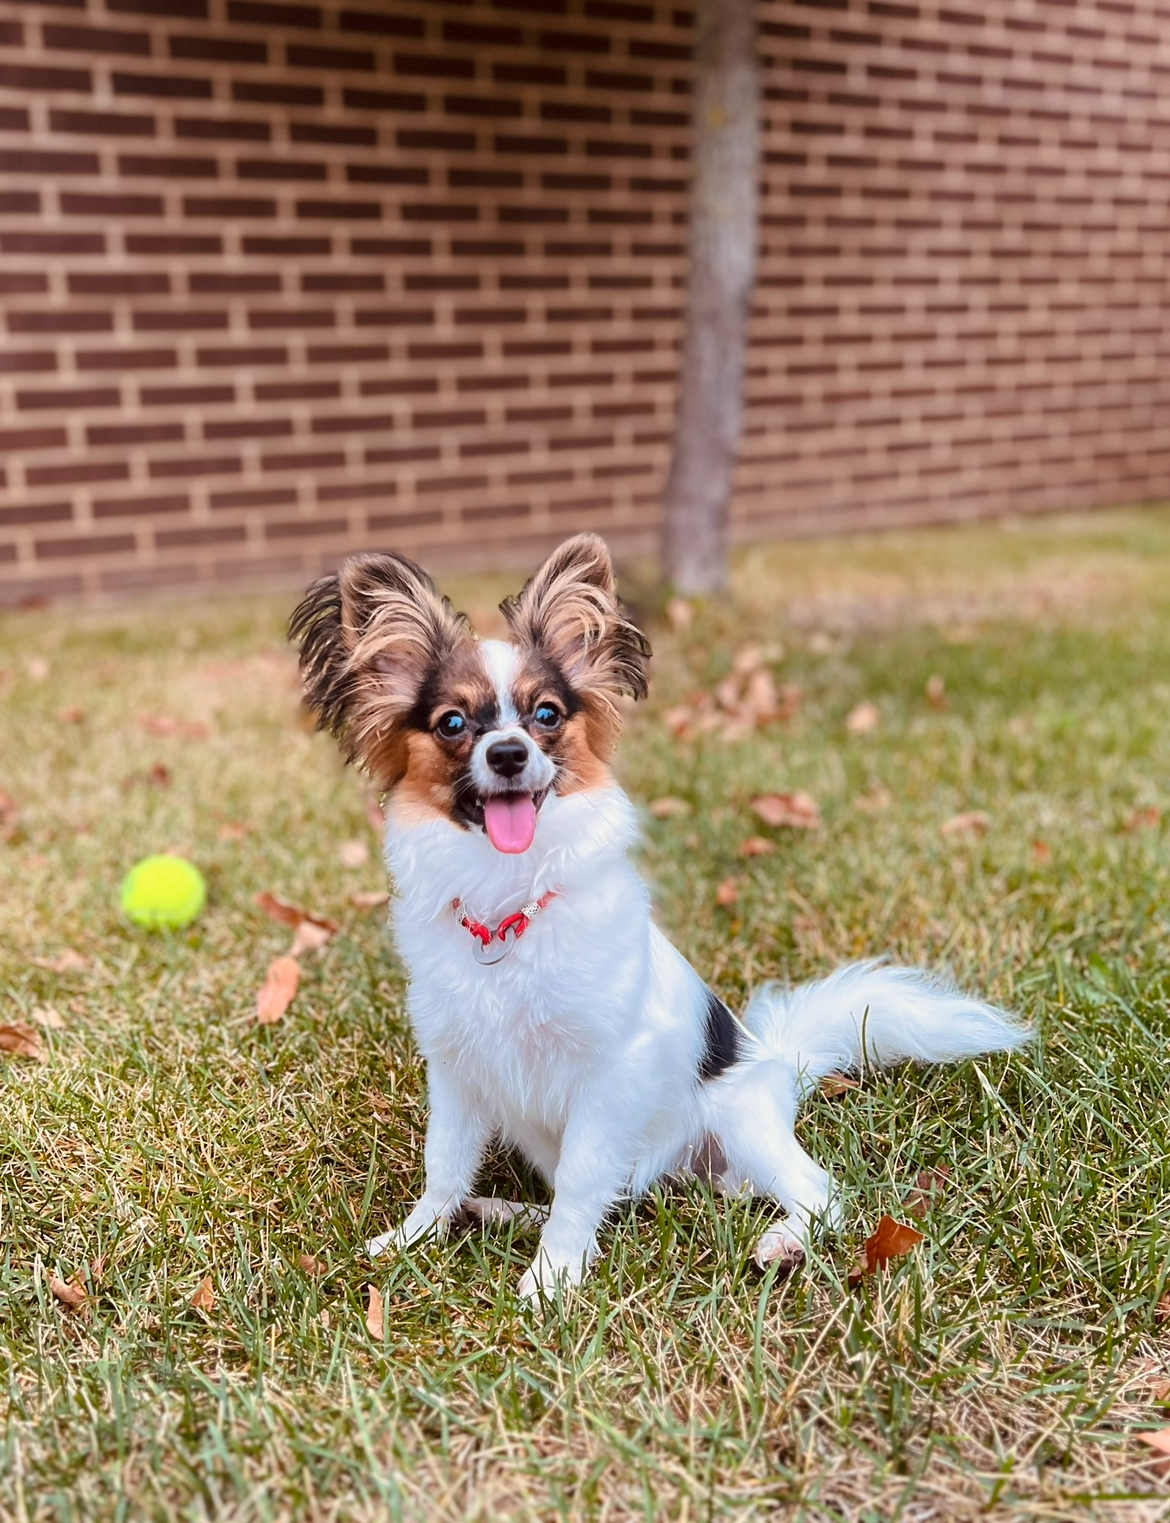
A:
501 533 651 705
289 551 470 785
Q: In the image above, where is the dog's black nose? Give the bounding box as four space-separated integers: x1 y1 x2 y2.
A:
485 737 529 779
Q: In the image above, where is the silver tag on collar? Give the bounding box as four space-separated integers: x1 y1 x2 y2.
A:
470 924 519 966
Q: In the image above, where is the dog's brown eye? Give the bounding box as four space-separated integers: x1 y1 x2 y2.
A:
436 710 466 740
533 703 562 730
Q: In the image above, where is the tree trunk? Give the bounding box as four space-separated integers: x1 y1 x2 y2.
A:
661 0 759 595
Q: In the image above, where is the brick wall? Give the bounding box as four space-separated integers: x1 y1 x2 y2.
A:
739 0 1170 538
2 0 1169 605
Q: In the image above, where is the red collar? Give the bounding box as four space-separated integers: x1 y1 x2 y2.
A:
452 889 558 965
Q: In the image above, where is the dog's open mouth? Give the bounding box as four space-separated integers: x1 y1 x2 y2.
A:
469 787 549 854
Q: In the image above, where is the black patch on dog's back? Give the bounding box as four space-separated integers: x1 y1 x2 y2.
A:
699 987 740 1081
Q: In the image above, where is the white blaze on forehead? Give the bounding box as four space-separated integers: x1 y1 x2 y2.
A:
480 638 520 726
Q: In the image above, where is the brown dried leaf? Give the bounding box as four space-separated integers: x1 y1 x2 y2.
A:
925 674 947 708
191 1275 215 1312
940 810 990 839
846 700 881 736
365 791 386 835
121 761 171 791
715 876 740 907
1031 839 1052 863
366 1283 385 1339
665 595 692 630
141 714 210 739
663 704 695 739
255 892 338 937
30 1006 65 1030
738 835 775 858
1123 806 1162 834
0 788 19 841
1137 1428 1170 1458
0 1022 46 1062
820 1072 860 1099
33 950 91 974
1156 1292 1170 1325
256 955 300 1025
217 820 249 841
855 784 893 813
649 796 691 819
752 791 822 831
49 1272 86 1311
903 1165 952 1219
57 705 85 724
338 838 370 869
849 1215 925 1285
351 890 390 910
298 1253 324 1276
288 919 334 959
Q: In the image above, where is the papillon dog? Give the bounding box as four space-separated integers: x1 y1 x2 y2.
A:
290 533 1025 1300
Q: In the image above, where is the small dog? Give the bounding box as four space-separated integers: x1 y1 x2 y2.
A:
290 534 1024 1299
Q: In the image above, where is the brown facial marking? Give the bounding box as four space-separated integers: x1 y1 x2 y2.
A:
289 550 474 793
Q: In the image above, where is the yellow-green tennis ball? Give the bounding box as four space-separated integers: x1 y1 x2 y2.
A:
120 855 207 931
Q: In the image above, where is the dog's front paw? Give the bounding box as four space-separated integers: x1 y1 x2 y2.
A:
517 1249 586 1303
366 1198 451 1258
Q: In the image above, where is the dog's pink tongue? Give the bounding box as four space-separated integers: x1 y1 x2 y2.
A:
483 794 537 854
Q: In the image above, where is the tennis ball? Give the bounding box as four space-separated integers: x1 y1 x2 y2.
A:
120 854 207 931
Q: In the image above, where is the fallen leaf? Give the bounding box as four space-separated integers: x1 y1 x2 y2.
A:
855 784 893 813
365 790 386 834
191 1275 215 1312
925 674 947 709
30 1006 65 1030
848 1215 925 1286
820 1072 860 1099
256 955 300 1025
298 1253 324 1276
288 919 334 958
366 1283 384 1339
903 1165 952 1219
351 890 390 910
752 791 822 831
121 761 171 790
1123 806 1162 834
338 838 370 869
57 705 85 724
33 950 91 974
1137 1428 1170 1460
48 1272 86 1310
940 810 990 839
217 821 249 841
665 596 692 630
1156 1292 1170 1325
1031 839 1052 863
649 796 691 819
255 892 338 939
0 1022 46 1061
846 700 881 736
141 714 210 739
715 876 740 907
0 788 19 841
738 835 775 858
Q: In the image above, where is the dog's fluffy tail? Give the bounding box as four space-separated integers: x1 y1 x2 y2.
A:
742 960 1027 1099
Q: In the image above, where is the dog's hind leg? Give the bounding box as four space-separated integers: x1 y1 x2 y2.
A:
451 1197 549 1231
707 1059 837 1273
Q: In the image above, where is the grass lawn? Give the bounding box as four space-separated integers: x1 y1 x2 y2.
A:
4 509 1170 1521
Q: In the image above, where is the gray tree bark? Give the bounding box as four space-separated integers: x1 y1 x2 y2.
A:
661 0 760 595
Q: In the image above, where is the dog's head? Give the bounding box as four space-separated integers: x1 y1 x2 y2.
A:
289 534 650 853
